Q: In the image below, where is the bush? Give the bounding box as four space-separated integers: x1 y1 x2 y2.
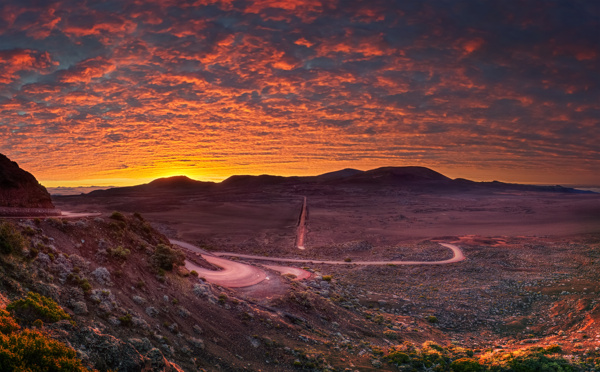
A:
109 211 126 221
426 315 438 323
190 270 199 277
151 244 184 271
322 275 332 282
118 313 132 327
7 292 70 324
0 309 20 334
0 222 25 255
0 328 91 371
451 358 483 372
109 246 130 261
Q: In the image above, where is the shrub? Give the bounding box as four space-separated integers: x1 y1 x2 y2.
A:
344 257 352 262
450 358 483 372
0 222 25 255
109 211 126 221
0 309 20 334
119 313 132 327
7 292 70 324
0 328 91 371
426 315 438 323
109 246 130 261
151 244 185 271
190 270 199 277
322 275 332 282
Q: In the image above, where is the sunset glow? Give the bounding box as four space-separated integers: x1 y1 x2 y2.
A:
1 0 598 186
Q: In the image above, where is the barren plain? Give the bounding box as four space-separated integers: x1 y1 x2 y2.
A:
52 169 600 370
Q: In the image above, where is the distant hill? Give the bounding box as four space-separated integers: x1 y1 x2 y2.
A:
77 166 594 197
87 175 215 197
0 153 55 209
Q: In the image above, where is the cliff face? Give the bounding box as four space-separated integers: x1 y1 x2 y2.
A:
0 154 54 209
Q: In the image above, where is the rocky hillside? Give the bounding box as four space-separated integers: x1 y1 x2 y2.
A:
0 153 55 209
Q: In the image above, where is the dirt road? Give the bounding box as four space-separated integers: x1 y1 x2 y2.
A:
296 196 307 249
172 238 464 288
213 242 465 265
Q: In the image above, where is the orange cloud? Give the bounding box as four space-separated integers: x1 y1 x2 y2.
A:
0 49 57 84
59 57 116 83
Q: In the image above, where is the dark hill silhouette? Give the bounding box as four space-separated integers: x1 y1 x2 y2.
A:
0 153 55 209
79 166 593 197
88 175 215 197
311 168 363 182
334 166 451 185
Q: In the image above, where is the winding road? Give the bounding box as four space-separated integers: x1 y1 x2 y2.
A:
171 239 465 288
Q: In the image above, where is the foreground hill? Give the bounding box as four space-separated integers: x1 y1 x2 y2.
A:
0 153 55 209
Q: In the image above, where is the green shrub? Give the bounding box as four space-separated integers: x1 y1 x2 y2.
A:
385 351 410 365
118 314 132 327
322 275 332 282
451 358 482 372
0 329 91 371
7 292 70 324
426 315 438 323
190 270 199 277
0 222 25 255
151 244 184 271
109 246 130 261
544 344 562 354
0 309 20 334
109 211 126 221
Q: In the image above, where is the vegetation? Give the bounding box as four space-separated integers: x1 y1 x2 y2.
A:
0 328 92 371
383 341 576 372
108 246 130 261
427 315 438 323
0 299 90 371
7 292 70 324
118 313 132 327
151 244 184 271
0 222 25 255
322 275 332 282
109 211 125 221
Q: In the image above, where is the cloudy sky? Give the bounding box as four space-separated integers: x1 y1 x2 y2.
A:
1 0 598 187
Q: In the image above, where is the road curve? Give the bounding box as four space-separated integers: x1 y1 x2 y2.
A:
172 239 268 287
184 256 267 288
213 242 465 266
172 240 464 288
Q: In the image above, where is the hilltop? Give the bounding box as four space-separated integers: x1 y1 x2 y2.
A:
0 154 56 211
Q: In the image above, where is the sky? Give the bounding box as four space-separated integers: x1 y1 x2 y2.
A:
0 0 599 187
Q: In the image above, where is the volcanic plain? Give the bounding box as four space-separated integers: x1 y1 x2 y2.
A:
52 167 600 370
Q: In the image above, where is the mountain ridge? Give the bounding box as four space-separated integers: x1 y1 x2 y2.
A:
79 166 594 197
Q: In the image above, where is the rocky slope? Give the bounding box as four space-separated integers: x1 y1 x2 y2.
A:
0 153 55 209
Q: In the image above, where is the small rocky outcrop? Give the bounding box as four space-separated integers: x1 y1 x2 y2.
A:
0 153 55 209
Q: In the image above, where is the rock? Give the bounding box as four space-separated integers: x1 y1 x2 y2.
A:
0 153 55 209
187 337 205 350
70 326 147 371
146 348 185 372
129 338 153 354
133 296 146 305
72 301 88 315
146 307 159 317
91 267 112 286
